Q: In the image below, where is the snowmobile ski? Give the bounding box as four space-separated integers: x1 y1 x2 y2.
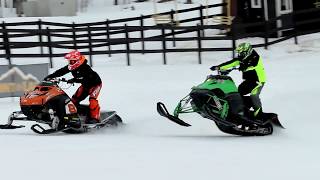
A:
157 102 191 127
31 124 71 134
0 111 27 129
0 124 25 129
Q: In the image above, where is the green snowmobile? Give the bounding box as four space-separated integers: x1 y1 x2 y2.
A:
157 69 284 136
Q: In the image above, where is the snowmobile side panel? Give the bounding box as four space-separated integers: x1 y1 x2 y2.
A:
63 111 123 134
82 111 121 128
157 102 191 127
20 86 65 106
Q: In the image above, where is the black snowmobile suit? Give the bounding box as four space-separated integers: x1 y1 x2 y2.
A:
46 59 101 88
218 49 266 119
219 50 266 83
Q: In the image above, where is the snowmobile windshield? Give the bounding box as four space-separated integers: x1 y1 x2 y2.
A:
39 81 56 87
206 75 232 81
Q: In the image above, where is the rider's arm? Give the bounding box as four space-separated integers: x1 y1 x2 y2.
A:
218 59 240 71
241 50 260 71
46 66 70 79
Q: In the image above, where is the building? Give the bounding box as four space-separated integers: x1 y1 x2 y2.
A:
22 0 77 17
225 0 320 37
0 0 17 17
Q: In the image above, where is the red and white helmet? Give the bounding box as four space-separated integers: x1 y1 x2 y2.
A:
64 50 85 70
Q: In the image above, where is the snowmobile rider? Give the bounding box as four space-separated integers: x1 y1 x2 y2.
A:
210 42 266 121
44 50 102 124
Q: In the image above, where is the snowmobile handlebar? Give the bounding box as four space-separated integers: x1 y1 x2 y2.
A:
44 78 75 85
217 67 239 75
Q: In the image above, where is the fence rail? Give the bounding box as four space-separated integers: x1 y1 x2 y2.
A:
1 4 320 67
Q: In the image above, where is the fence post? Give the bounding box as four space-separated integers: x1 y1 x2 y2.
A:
72 22 77 49
37 19 44 55
124 24 131 66
46 27 53 68
170 9 176 47
170 9 178 47
199 5 205 37
230 23 237 58
140 15 145 54
292 14 298 45
87 25 93 67
106 19 112 57
2 21 12 67
264 20 269 50
170 9 174 24
196 24 202 64
161 26 167 65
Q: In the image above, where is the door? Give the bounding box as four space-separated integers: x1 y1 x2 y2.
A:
276 0 293 36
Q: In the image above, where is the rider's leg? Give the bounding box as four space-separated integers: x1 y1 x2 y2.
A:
87 84 102 123
239 81 265 120
250 83 265 120
71 85 89 105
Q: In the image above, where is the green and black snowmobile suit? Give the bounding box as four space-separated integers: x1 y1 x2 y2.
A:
217 49 266 119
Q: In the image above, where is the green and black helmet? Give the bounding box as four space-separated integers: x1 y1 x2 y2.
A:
236 42 253 59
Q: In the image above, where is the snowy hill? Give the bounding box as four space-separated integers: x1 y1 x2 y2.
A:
0 1 320 180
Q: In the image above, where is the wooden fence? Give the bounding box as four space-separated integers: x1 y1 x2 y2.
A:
1 4 320 67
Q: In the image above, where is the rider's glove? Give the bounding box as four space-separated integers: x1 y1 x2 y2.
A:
44 75 53 81
239 64 245 71
67 79 75 84
210 66 220 71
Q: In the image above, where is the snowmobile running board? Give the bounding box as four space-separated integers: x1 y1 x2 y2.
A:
157 102 191 127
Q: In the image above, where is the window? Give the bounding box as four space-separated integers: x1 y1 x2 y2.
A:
251 0 262 8
315 0 320 8
280 0 293 12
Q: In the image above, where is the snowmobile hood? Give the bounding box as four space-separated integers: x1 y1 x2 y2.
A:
20 84 65 106
192 75 238 94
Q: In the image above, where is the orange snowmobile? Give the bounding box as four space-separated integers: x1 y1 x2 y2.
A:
0 78 122 134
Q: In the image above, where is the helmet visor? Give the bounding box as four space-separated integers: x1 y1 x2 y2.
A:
238 51 246 58
68 59 77 65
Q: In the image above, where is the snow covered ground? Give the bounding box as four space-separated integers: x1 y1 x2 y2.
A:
0 1 320 180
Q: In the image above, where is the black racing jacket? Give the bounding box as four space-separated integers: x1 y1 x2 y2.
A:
46 60 102 88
